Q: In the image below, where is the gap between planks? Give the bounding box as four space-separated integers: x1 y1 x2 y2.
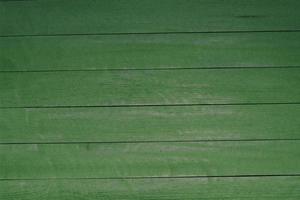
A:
1 102 300 110
1 174 300 181
1 138 300 145
1 65 300 73
1 29 300 38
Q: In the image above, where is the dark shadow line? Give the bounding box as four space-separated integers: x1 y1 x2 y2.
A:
1 29 300 38
1 102 300 109
1 138 300 145
1 65 300 73
1 174 300 181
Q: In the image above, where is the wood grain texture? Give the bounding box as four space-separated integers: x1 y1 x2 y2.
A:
1 104 300 143
1 0 300 199
1 141 299 179
1 0 300 36
0 68 300 107
1 68 300 107
1 32 300 71
1 176 300 199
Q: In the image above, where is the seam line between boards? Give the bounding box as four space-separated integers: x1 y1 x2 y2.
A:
1 174 300 181
1 29 300 38
1 138 300 145
1 102 300 109
1 65 300 73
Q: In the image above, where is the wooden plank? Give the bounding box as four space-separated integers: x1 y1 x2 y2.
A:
1 32 300 71
1 104 300 143
1 176 300 199
1 0 300 36
1 141 299 179
0 68 300 107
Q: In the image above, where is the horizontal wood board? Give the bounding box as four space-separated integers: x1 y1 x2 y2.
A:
1 0 300 36
1 141 299 179
1 104 300 143
1 176 300 199
1 68 300 107
1 32 300 71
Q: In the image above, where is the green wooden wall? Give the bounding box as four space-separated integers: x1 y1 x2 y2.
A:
0 0 300 199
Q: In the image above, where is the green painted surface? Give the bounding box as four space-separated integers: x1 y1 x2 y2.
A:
1 104 300 143
1 0 300 199
1 141 299 179
1 0 300 36
1 176 300 200
1 32 300 71
1 68 299 107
